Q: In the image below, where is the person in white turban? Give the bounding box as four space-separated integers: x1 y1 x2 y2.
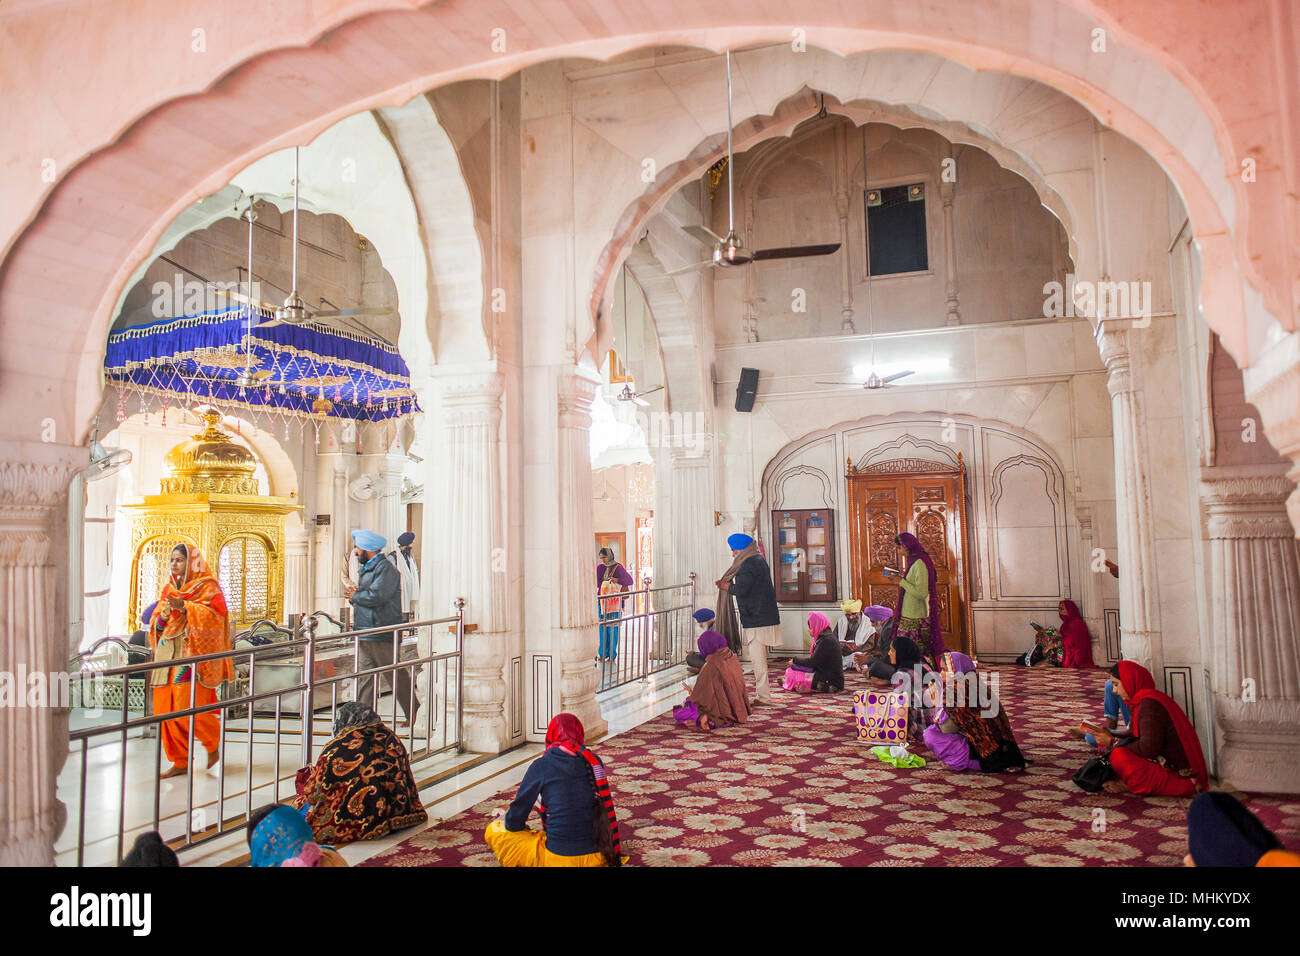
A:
837 599 872 671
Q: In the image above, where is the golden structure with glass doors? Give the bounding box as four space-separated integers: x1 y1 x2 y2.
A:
122 409 300 631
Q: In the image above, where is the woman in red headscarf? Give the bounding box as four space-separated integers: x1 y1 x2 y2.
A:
147 542 234 778
1057 600 1095 669
1094 661 1207 796
484 713 624 867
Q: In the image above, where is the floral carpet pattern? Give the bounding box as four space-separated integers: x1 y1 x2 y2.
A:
362 666 1300 867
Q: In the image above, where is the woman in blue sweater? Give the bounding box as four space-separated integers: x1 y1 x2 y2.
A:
484 713 624 867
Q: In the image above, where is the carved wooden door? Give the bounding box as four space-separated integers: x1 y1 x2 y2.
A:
846 457 971 655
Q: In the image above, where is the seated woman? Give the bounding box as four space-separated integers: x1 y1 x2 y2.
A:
888 636 937 747
291 702 428 844
247 804 348 867
674 629 751 730
1093 661 1207 796
1057 600 1096 668
484 713 624 867
1185 792 1298 866
783 611 844 693
1068 672 1131 745
922 652 1027 772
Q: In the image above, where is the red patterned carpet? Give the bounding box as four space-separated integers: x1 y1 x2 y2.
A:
361 665 1300 867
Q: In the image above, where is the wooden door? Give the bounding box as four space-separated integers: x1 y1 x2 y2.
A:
845 457 971 655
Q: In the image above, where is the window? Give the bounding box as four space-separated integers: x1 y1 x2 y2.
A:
866 182 928 276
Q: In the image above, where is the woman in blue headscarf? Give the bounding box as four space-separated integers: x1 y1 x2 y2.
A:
247 804 348 867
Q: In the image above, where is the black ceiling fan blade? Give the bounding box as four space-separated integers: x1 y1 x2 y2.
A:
880 370 915 383
683 224 725 248
752 242 842 261
638 385 665 397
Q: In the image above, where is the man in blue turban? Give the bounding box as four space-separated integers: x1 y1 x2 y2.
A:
346 529 418 726
717 531 781 705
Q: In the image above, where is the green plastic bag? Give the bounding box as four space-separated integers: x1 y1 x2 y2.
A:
870 745 926 769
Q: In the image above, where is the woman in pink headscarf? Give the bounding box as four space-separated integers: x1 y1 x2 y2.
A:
782 611 845 693
1057 600 1096 668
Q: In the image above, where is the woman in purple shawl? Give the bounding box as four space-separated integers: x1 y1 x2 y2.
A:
887 532 944 666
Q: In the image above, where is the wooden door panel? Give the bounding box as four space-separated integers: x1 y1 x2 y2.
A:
848 463 971 655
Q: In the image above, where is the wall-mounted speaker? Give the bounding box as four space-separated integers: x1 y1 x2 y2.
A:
735 367 759 412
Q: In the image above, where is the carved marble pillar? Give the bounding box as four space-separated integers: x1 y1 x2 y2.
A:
1074 504 1105 660
0 448 79 865
940 167 961 326
283 529 309 621
428 371 509 752
378 452 406 548
1097 322 1162 672
1201 464 1300 792
834 124 855 334
668 452 714 590
553 368 607 737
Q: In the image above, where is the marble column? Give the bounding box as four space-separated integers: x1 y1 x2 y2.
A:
834 124 854 334
668 452 714 590
1097 321 1162 672
378 452 406 548
283 529 309 621
0 446 80 866
553 368 607 737
428 371 509 752
940 165 961 326
1201 464 1300 792
1074 504 1105 661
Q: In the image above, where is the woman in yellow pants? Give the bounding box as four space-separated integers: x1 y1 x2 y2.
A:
484 713 624 867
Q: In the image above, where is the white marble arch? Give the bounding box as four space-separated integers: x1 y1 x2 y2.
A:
988 454 1069 601
771 464 836 511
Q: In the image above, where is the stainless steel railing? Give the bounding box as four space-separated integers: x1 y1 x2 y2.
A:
63 601 465 866
596 574 696 692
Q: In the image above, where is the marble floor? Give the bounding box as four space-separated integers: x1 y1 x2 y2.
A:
57 663 688 866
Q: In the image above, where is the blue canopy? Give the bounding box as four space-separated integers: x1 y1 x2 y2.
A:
104 305 420 422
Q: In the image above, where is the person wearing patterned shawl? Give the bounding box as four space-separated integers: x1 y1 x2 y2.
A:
484 713 625 867
923 652 1027 772
291 702 428 844
247 804 348 867
146 542 234 779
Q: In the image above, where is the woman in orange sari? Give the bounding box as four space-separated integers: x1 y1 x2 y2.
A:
147 543 233 778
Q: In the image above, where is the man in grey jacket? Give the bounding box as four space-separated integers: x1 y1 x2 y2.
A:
345 529 419 726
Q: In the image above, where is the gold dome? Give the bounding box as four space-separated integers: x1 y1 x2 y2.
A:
160 409 260 496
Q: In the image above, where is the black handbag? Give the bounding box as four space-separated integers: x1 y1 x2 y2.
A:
1072 736 1133 792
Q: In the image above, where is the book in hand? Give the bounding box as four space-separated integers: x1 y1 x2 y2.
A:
883 566 901 577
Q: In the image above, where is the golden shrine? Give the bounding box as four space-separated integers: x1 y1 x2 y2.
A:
122 408 299 630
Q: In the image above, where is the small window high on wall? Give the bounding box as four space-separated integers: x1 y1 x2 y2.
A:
866 183 928 276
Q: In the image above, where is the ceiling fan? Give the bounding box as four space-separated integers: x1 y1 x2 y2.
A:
816 127 914 392
235 147 394 329
612 265 664 407
667 51 841 277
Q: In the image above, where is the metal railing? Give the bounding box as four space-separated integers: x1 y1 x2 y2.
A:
63 601 465 866
596 573 696 692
